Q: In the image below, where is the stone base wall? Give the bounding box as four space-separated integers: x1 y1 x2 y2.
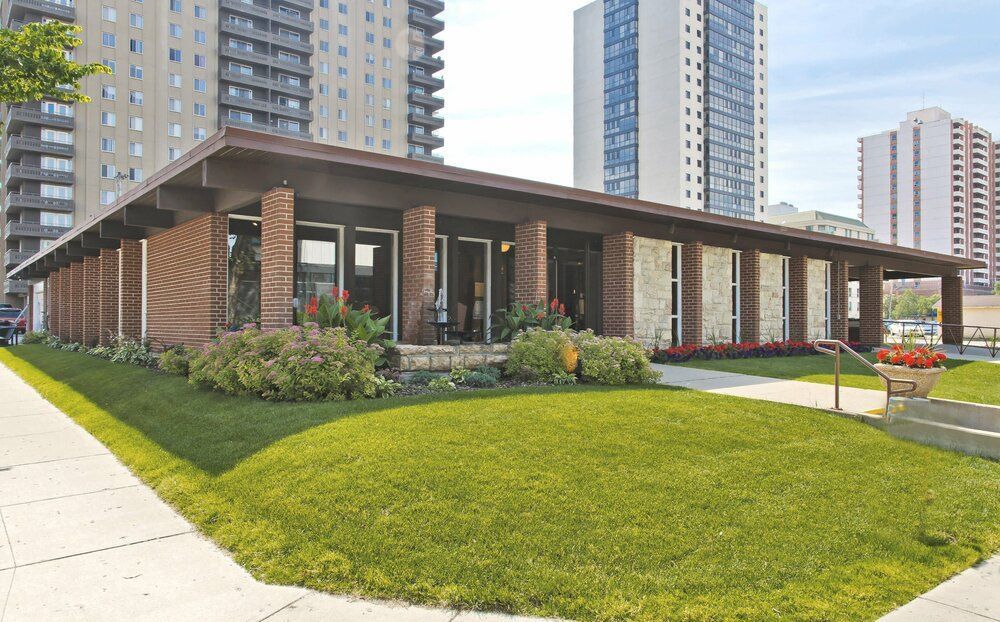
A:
760 253 785 342
633 236 673 346
702 245 734 342
808 259 830 340
390 344 510 372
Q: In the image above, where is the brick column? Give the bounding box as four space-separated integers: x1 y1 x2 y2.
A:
601 232 634 338
401 206 436 345
58 267 71 341
119 239 144 341
260 187 296 330
788 256 809 342
68 262 84 344
514 220 548 305
98 248 119 345
81 256 100 346
26 286 33 333
859 264 884 347
829 260 849 342
48 272 60 336
682 242 703 345
739 249 760 343
940 275 964 346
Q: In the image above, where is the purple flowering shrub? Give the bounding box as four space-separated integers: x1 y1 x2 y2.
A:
188 324 380 401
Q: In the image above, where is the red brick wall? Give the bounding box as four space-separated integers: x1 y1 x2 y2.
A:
400 206 436 344
829 260 849 342
859 264 884 346
48 272 60 337
739 249 760 343
146 213 227 349
514 221 548 305
788 256 809 342
941 275 964 345
681 242 703 345
68 262 83 343
261 188 295 329
99 248 119 345
602 232 634 338
82 255 100 347
57 267 71 341
119 240 143 341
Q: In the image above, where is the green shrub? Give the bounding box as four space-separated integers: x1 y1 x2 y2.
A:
449 367 472 384
22 330 49 344
188 325 379 402
374 375 402 398
108 338 157 368
406 370 437 386
505 327 577 382
463 371 498 388
427 376 457 392
159 344 193 376
550 370 578 386
577 335 659 386
474 365 503 381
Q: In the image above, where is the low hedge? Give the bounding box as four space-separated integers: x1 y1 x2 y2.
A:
651 340 871 364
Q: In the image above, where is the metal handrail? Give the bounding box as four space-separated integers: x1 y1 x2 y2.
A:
883 319 1000 358
813 339 917 417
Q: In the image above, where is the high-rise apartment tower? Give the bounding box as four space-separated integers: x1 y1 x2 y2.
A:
1 0 445 305
574 0 768 220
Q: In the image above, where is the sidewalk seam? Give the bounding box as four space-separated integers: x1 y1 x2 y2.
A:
0 484 142 510
10 529 195 570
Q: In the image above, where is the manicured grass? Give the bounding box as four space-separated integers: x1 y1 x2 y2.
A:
4 345 1000 621
678 353 1000 405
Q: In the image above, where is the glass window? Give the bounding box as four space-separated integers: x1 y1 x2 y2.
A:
353 230 394 319
295 226 340 313
495 242 515 313
455 240 489 342
227 218 261 326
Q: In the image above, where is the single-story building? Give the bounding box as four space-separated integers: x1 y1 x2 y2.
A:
6 128 981 350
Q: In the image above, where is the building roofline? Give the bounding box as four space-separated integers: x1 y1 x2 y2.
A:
7 126 984 281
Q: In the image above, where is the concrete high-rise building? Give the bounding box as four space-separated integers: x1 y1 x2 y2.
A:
574 0 768 220
1 0 445 306
859 107 996 293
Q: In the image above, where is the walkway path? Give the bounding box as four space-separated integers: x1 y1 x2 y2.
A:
653 363 888 413
656 362 1000 621
0 361 554 622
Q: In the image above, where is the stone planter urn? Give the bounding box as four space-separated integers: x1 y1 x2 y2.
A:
874 364 946 399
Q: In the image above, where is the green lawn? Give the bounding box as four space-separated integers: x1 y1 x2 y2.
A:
4 345 1000 622
678 353 1000 405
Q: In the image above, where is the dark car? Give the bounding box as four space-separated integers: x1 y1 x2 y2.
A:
0 308 27 334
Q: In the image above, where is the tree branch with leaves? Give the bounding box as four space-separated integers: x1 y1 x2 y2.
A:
0 21 108 130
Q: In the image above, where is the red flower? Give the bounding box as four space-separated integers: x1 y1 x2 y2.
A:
331 286 340 298
558 304 566 316
536 312 545 320
341 289 350 301
340 306 348 318
936 352 948 362
362 304 371 313
521 304 528 313
876 350 889 362
924 358 935 369
306 296 318 316
550 298 559 312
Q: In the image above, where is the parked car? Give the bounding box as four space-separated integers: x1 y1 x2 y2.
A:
0 308 27 334
0 303 12 309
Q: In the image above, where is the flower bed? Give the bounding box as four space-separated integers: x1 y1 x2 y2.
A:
875 345 947 369
651 340 871 364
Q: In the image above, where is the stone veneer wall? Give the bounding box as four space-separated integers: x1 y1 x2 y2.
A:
633 236 673 346
390 344 510 372
807 259 830 340
701 245 734 342
760 253 786 342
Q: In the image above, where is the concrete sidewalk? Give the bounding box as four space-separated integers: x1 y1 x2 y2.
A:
653 363 888 413
0 361 554 622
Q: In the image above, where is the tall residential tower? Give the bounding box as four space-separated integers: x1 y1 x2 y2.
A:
1 0 445 306
859 107 997 292
574 0 768 220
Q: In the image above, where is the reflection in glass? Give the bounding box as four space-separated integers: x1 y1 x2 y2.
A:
496 242 515 312
455 240 488 342
353 230 394 317
434 236 446 301
227 218 261 325
296 226 339 312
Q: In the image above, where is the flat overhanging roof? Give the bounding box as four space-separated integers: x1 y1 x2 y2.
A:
7 127 984 281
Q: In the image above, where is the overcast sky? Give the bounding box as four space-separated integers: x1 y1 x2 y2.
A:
436 0 1000 219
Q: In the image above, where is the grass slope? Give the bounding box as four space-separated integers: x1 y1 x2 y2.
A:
3 345 1000 622
679 354 1000 405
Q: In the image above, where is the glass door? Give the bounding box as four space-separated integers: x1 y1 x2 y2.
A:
295 224 341 313
454 239 490 342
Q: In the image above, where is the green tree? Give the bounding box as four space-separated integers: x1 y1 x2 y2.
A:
993 282 1000 296
885 290 940 320
0 21 107 129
